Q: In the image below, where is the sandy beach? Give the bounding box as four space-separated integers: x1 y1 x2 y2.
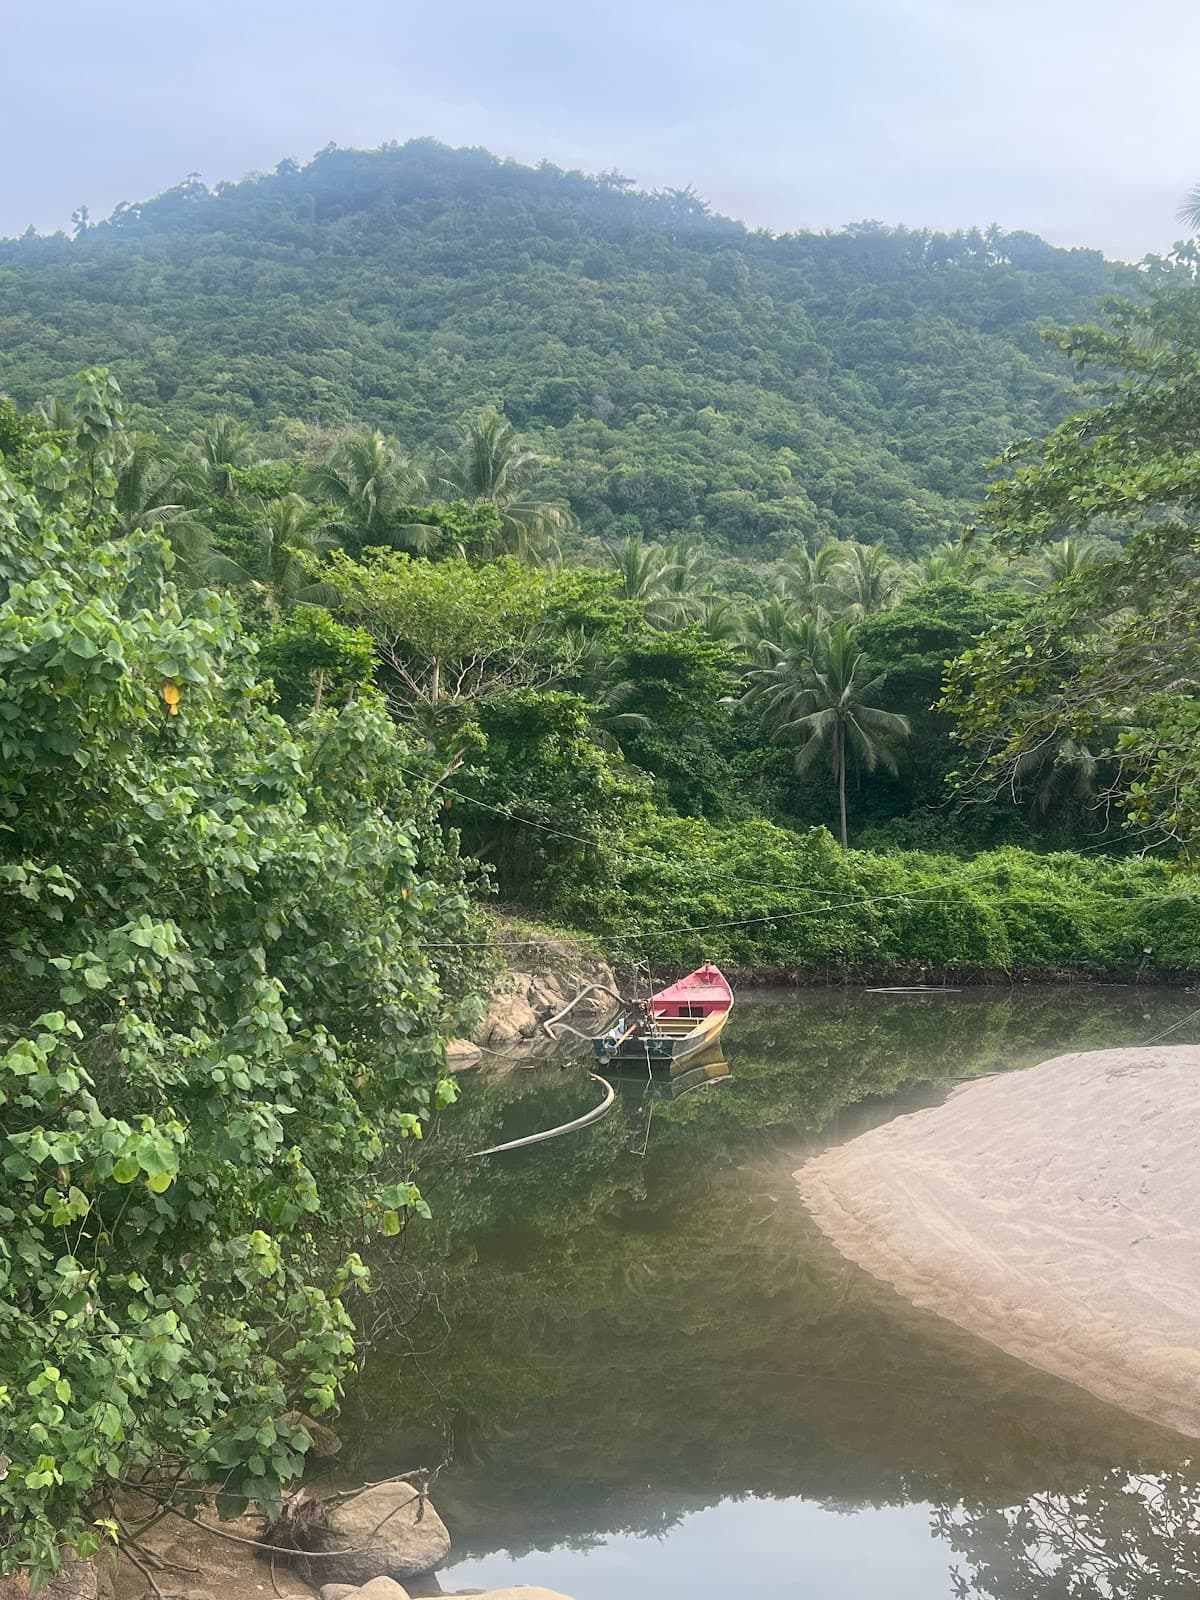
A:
797 1045 1200 1439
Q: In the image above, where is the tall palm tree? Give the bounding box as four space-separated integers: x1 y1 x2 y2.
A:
738 594 803 666
744 621 911 846
205 494 342 612
823 541 904 619
608 537 689 625
773 543 849 612
913 539 990 587
698 595 746 643
111 435 212 570
187 415 259 499
307 429 436 555
438 407 575 561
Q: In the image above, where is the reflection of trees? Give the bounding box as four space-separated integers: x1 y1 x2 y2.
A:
940 1472 1200 1599
344 988 1200 1562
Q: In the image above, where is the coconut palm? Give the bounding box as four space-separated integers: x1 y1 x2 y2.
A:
438 407 575 561
773 543 849 611
744 621 911 846
913 539 990 587
111 435 212 570
1179 185 1200 233
658 541 716 619
205 494 342 612
738 595 804 666
822 541 904 619
698 596 746 644
307 429 436 555
1016 537 1102 593
187 415 260 499
608 537 689 624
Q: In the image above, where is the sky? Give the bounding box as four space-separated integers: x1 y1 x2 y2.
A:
3 0 1199 258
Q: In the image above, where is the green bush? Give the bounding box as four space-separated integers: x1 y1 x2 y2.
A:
559 820 1200 977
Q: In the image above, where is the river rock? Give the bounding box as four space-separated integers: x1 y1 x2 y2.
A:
320 1588 359 1600
445 1039 482 1072
305 1484 450 1586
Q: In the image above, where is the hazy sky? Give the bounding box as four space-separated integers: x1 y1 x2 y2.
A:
4 0 1199 258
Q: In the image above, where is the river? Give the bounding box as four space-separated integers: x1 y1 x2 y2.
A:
345 985 1200 1599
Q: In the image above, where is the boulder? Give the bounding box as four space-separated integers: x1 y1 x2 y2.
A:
320 1588 359 1600
316 1582 409 1600
305 1484 450 1587
445 1039 482 1072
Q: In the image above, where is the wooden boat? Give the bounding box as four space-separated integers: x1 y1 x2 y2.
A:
594 964 733 1071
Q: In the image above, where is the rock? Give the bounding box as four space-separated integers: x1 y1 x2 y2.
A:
445 1039 482 1072
355 1582 412 1600
320 1587 359 1600
305 1484 450 1587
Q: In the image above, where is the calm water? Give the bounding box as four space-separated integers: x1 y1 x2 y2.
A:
346 986 1200 1599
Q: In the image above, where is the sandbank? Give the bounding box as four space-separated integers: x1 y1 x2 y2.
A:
796 1046 1200 1438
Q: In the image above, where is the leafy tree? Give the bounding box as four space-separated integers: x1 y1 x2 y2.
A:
0 141 1130 556
945 284 1200 854
0 413 485 1585
257 607 378 718
745 622 912 845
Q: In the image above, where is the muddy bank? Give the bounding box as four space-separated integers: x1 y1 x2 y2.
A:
797 1046 1200 1439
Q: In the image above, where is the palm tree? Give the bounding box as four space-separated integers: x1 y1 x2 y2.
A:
1018 537 1102 592
608 537 686 622
307 429 436 555
744 621 911 846
437 407 575 561
111 435 212 570
698 596 746 643
1179 186 1200 233
187 416 259 499
913 539 990 587
659 541 716 619
823 541 904 619
773 543 849 611
205 494 342 612
738 595 803 666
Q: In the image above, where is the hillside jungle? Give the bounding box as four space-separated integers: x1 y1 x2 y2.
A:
6 141 1200 1581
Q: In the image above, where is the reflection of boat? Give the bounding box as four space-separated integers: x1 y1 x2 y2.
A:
603 1052 732 1101
594 965 733 1071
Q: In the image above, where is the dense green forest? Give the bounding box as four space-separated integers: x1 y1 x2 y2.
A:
6 139 1200 1584
0 140 1135 553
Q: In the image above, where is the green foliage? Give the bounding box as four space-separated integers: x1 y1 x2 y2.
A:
946 283 1200 852
0 431 486 1582
0 141 1131 555
257 607 378 718
561 816 1200 976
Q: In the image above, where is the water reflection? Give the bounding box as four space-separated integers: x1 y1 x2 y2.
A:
345 986 1200 1598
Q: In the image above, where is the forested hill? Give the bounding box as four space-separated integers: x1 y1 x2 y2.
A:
0 140 1123 553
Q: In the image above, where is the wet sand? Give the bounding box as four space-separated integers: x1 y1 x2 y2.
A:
797 1046 1200 1439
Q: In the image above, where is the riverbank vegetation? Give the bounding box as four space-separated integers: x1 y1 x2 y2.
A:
5 140 1200 1583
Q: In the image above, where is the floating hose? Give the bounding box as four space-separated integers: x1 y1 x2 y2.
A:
466 1072 617 1158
